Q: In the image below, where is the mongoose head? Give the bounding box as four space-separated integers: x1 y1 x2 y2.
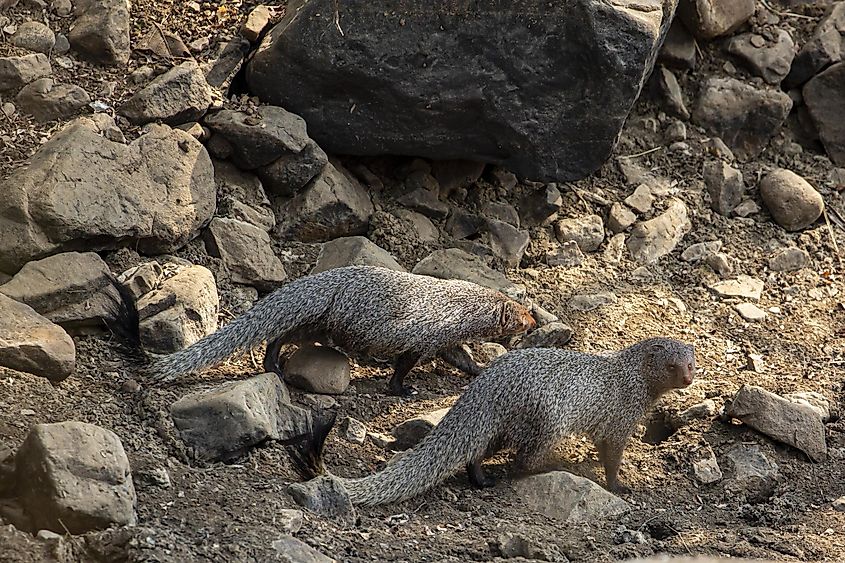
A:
498 300 536 335
642 338 696 393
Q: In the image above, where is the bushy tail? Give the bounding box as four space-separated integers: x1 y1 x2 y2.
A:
288 400 497 507
147 279 331 383
285 409 338 480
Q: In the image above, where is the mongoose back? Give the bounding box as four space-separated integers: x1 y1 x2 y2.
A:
148 265 536 394
289 337 695 504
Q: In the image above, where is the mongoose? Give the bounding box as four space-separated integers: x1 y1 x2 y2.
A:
288 337 695 504
147 265 536 395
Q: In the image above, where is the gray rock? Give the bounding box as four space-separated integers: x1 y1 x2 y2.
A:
204 218 286 291
727 30 795 85
272 535 336 563
804 61 845 167
133 466 171 489
313 236 405 274
518 322 573 348
653 66 689 120
203 37 251 90
724 443 779 495
733 199 760 218
759 169 824 231
445 210 484 240
833 497 845 512
603 233 625 264
513 470 629 523
482 201 520 228
476 342 508 364
708 275 763 300
489 167 518 190
675 399 717 426
340 416 367 445
11 21 55 54
246 0 675 181
705 252 733 277
0 252 125 335
404 168 439 192
681 240 722 262
658 18 696 70
494 533 561 561
693 77 792 160
691 445 722 484
726 384 827 462
274 161 374 243
412 248 520 297
137 265 219 355
214 159 276 232
15 421 136 534
285 344 351 395
394 209 439 243
734 302 766 322
624 184 654 214
397 187 450 220
288 475 356 528
240 5 273 43
52 0 73 16
431 159 485 195
607 203 636 234
0 53 52 94
0 118 216 273
703 160 744 216
519 184 562 227
204 106 314 171
768 247 809 272
171 373 309 461
784 391 832 423
276 509 304 534
678 0 755 39
120 61 214 125
568 291 617 312
554 214 604 253
257 141 328 197
785 3 845 88
136 27 191 59
392 407 450 450
68 0 131 65
546 240 585 268
626 199 691 263
118 262 162 301
0 293 75 382
15 78 90 122
488 219 530 268
664 120 687 143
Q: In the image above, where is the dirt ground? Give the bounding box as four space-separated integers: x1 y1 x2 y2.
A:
1 1 845 562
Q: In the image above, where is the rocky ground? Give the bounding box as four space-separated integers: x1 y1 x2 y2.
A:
1 0 845 562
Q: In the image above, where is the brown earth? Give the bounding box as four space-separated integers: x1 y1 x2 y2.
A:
1 1 844 562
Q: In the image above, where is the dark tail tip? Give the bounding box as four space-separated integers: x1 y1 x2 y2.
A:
104 274 142 348
284 409 337 480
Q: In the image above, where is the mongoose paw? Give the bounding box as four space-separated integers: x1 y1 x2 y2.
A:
389 384 419 397
471 475 496 489
609 482 632 496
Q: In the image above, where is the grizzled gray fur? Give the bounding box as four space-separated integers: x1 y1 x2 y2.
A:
148 265 535 394
299 337 695 505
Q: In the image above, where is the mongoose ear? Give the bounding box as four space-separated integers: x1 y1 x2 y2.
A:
651 343 666 352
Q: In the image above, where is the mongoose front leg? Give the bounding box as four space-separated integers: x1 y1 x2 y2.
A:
389 351 421 396
466 458 496 488
263 337 285 377
439 346 484 377
597 437 631 495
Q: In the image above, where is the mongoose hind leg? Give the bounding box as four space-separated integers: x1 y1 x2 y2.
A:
439 346 484 377
263 337 285 377
597 437 631 494
466 458 496 488
389 351 421 396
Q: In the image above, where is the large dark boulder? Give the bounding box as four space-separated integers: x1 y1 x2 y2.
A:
246 0 676 182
